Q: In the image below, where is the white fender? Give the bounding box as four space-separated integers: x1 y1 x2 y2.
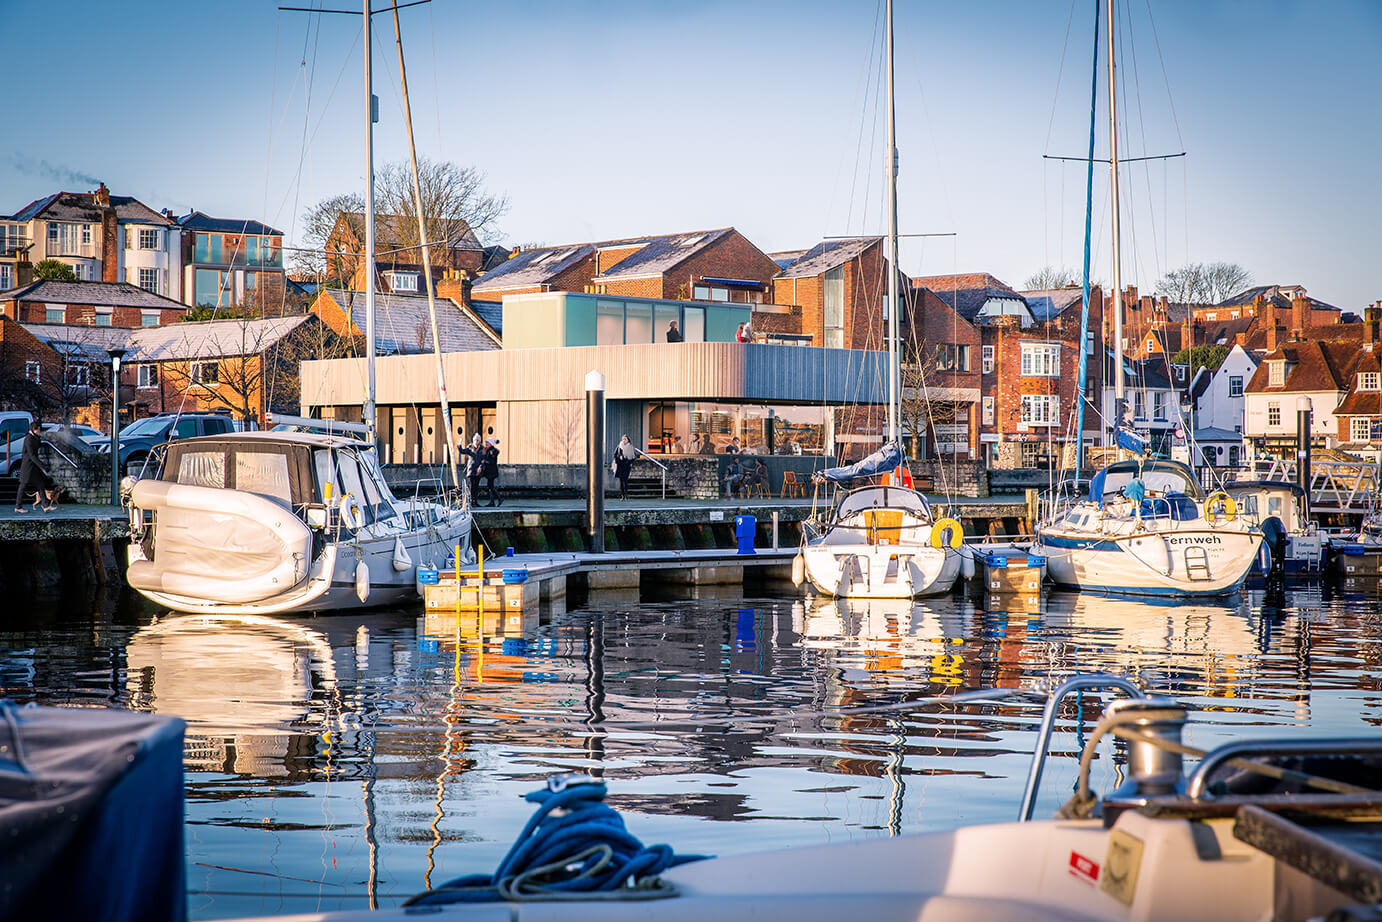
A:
791 553 805 587
392 537 413 572
961 548 976 581
355 559 370 603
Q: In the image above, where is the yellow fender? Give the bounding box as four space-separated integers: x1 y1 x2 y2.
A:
1205 491 1237 523
931 517 963 549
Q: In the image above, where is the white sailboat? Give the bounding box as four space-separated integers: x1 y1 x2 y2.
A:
123 5 473 615
1032 0 1261 597
799 0 967 600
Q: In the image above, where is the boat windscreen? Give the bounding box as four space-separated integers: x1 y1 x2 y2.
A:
1092 460 1203 501
164 440 314 508
836 485 930 518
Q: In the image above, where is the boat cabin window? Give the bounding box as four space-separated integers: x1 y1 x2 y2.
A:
316 448 394 524
176 450 227 489
234 452 292 506
836 485 929 519
1095 466 1199 501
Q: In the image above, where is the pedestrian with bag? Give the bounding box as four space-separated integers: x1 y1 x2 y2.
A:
611 434 637 500
481 438 503 507
14 420 58 513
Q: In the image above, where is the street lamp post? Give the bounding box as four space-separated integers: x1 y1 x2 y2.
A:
108 348 126 506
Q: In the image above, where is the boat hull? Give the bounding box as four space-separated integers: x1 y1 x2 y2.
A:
802 543 962 598
1035 525 1261 597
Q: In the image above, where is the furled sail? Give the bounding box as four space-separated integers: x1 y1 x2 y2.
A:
817 441 904 484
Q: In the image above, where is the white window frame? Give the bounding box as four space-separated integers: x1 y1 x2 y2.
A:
138 267 160 293
45 307 64 324
1020 342 1059 377
25 360 40 383
981 395 994 425
981 344 994 374
140 310 160 327
1153 391 1167 421
66 362 90 388
1134 390 1145 420
1361 372 1380 392
138 228 160 250
1268 402 1281 427
94 308 113 327
386 270 419 293
137 364 159 388
1269 362 1286 387
81 224 92 245
1351 417 1373 442
191 361 219 386
71 263 85 280
1020 394 1059 426
0 263 11 290
1228 375 1244 398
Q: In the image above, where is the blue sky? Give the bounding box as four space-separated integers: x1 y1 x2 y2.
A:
4 0 1378 309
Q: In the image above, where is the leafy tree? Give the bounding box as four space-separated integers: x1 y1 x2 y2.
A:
34 259 77 281
1155 262 1252 306
1023 266 1078 290
1171 344 1230 377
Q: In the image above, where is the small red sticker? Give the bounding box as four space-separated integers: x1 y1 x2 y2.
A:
1069 851 1100 885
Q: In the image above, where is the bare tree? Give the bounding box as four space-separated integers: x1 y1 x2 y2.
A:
1023 266 1079 290
294 158 509 282
546 399 584 465
1155 262 1253 306
899 337 963 459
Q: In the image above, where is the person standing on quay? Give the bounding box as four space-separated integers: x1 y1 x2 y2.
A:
481 438 503 507
666 320 683 343
14 420 57 513
459 433 484 505
611 434 637 500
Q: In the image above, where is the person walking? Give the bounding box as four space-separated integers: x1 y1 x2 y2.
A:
611 434 637 500
481 438 503 507
665 320 683 343
14 420 57 513
459 433 484 505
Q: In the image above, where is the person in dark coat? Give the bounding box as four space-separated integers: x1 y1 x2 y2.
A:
458 433 484 504
14 421 57 513
611 434 637 500
665 320 683 343
481 438 502 507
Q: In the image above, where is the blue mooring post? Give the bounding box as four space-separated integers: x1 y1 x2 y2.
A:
585 370 605 553
107 347 126 506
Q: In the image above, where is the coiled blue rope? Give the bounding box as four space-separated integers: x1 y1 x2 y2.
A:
405 777 710 905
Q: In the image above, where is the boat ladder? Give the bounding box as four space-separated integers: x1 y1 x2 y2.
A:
1183 546 1211 581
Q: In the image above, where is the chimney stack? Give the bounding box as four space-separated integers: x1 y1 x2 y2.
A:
1366 301 1381 352
1290 294 1308 340
1266 309 1279 353
99 192 118 283
16 259 34 288
1257 294 1276 339
93 182 109 207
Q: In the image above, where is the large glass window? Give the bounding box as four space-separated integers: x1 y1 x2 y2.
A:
654 304 680 342
194 268 226 307
1020 342 1060 376
244 236 260 266
823 266 844 349
47 222 80 255
194 233 224 264
682 306 705 342
596 300 624 345
624 302 652 343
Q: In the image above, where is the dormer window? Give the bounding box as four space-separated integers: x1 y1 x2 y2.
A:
1362 372 1381 391
1268 361 1286 387
385 271 419 293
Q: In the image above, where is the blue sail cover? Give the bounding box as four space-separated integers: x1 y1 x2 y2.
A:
819 441 904 484
1116 427 1148 455
0 703 187 922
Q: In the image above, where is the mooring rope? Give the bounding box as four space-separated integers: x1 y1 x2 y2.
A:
403 778 708 905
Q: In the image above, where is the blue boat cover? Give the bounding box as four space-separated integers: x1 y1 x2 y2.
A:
1116 427 1148 455
819 441 904 484
0 702 186 922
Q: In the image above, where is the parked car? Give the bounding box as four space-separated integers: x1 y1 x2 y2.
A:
92 413 242 471
42 422 105 446
0 411 35 475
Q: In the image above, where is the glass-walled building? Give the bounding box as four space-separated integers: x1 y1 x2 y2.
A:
178 212 285 310
501 292 750 349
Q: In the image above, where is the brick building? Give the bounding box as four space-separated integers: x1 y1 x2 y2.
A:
1 280 187 328
771 237 894 350
0 315 66 415
178 212 286 310
1193 284 1341 326
325 212 488 297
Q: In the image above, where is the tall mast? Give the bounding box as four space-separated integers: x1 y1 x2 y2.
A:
885 0 900 445
363 0 378 442
1107 0 1124 424
391 4 462 493
1074 0 1100 462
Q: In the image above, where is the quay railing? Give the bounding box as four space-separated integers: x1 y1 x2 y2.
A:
1217 459 1381 514
633 447 668 499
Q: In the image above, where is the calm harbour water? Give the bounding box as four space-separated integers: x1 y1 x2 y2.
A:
2 582 1380 919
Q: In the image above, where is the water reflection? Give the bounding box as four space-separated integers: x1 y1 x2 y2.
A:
2 587 1381 918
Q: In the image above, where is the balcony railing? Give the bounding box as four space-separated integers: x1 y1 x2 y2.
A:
0 237 31 257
